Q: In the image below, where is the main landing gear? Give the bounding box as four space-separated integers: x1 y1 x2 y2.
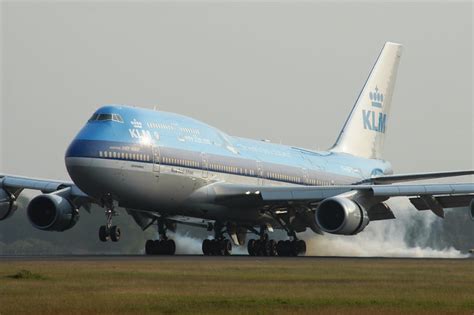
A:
202 222 232 256
247 226 306 257
99 201 121 242
145 218 176 255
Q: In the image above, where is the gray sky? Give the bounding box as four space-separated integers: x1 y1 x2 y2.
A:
1 1 472 181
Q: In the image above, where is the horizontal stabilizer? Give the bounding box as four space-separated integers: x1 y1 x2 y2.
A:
357 170 474 184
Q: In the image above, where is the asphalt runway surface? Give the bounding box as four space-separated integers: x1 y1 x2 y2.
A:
1 254 472 262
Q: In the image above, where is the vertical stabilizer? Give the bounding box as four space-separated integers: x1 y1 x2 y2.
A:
331 42 402 159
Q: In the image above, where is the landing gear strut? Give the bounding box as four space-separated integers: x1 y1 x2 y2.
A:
202 222 232 256
98 198 121 242
145 218 176 255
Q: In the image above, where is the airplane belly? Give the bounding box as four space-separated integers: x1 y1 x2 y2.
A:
66 157 206 211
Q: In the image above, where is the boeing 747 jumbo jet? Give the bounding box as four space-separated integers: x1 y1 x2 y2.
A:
1 42 473 256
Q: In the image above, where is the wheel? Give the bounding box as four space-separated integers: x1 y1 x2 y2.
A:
268 240 277 256
217 240 226 256
153 240 162 255
110 225 121 242
263 240 271 256
247 239 256 256
202 239 211 255
276 240 284 256
99 225 108 242
145 240 154 255
296 240 306 256
277 240 291 256
254 240 263 256
290 240 299 256
223 239 232 256
166 239 176 255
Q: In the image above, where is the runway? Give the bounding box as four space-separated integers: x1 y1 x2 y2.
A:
1 254 472 262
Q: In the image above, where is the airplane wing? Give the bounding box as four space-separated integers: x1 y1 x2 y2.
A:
356 170 474 184
0 173 89 197
0 174 95 220
191 182 474 220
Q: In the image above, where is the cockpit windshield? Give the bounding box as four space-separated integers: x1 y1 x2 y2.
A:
88 113 124 123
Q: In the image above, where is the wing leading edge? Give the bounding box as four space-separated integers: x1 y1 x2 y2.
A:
192 182 474 219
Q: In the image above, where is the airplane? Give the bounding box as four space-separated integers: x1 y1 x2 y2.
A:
1 42 473 256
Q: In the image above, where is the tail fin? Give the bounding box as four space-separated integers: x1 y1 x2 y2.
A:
330 42 403 160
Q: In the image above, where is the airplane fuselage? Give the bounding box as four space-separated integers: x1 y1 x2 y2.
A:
65 105 392 224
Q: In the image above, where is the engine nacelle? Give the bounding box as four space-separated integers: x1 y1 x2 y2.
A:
27 194 79 231
315 197 369 235
0 189 17 220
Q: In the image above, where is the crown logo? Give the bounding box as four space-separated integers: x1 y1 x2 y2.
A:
369 86 383 108
131 119 142 129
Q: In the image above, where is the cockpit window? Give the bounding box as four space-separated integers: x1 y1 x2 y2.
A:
88 114 99 122
112 114 124 123
89 113 124 123
97 114 113 121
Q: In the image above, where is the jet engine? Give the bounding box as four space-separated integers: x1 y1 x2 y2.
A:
0 189 17 220
27 194 79 231
315 196 369 235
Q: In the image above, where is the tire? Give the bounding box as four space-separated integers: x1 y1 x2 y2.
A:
145 240 154 255
296 240 306 256
256 240 266 256
276 240 284 256
153 240 162 255
247 239 256 256
166 239 176 255
223 239 232 256
202 239 211 255
217 240 226 256
110 225 121 242
268 240 277 256
99 225 108 242
284 240 292 256
263 240 271 256
290 240 299 256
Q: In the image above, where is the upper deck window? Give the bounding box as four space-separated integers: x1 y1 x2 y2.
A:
88 113 124 123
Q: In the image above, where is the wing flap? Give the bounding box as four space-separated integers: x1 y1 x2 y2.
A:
410 194 474 211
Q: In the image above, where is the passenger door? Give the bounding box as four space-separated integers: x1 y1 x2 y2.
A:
152 146 161 173
201 153 209 178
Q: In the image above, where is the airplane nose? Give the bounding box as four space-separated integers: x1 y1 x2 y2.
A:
65 139 94 191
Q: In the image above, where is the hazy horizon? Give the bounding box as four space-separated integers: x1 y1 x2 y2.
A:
1 1 472 180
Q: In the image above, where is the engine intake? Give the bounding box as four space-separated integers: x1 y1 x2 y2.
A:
27 194 79 231
0 189 17 220
315 197 369 235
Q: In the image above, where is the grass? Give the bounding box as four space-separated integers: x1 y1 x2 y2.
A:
0 257 473 314
6 269 47 280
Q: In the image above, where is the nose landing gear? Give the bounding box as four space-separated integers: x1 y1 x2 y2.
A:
98 199 121 242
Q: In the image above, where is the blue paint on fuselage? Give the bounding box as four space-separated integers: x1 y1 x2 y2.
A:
67 105 393 181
